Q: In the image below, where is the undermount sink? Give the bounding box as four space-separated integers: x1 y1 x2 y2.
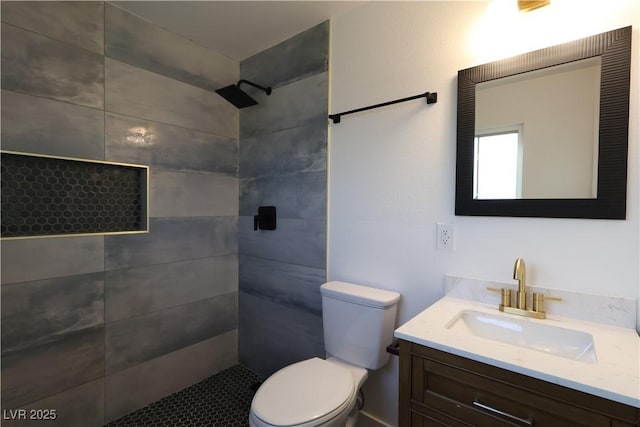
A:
446 309 597 364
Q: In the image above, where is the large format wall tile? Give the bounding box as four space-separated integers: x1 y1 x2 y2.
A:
239 255 324 316
241 21 328 89
1 90 105 160
105 292 237 374
238 21 328 378
1 379 105 427
105 217 237 270
0 1 104 54
1 23 104 109
105 4 237 92
240 171 326 220
150 170 238 218
239 123 326 179
1 325 104 409
105 255 238 322
239 292 323 378
239 217 325 269
2 273 104 353
105 58 237 137
240 72 328 138
105 330 237 422
1 236 104 285
105 113 237 175
1 4 240 424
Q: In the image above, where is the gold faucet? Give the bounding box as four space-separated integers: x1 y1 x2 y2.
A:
513 257 527 309
487 257 561 319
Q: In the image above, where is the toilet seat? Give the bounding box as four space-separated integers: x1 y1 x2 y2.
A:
251 358 356 426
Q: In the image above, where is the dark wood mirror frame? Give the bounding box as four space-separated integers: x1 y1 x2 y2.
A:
455 26 631 219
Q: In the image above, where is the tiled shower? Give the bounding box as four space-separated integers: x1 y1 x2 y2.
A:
0 2 328 426
238 22 329 378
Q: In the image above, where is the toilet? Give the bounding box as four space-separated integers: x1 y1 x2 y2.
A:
249 281 401 427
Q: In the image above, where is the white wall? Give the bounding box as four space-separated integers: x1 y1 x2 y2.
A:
328 1 639 425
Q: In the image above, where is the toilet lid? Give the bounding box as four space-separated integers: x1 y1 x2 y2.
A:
252 358 355 426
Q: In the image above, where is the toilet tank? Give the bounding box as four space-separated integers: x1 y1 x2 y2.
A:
320 281 401 370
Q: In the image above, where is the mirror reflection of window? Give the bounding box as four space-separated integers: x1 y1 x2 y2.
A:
474 57 600 199
474 128 522 199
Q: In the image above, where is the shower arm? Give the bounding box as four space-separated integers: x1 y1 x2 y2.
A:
237 79 272 95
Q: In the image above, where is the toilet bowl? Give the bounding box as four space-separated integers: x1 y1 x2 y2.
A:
249 281 401 427
249 357 367 427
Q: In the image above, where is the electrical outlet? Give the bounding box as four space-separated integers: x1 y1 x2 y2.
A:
437 223 454 250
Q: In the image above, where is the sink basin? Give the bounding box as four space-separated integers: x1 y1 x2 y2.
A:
446 310 597 363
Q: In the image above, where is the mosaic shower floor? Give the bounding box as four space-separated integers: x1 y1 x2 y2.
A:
104 365 262 427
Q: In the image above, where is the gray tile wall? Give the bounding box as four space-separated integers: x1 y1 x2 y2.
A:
238 21 329 377
1 2 240 426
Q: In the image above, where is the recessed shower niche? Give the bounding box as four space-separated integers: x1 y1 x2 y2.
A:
1 151 149 239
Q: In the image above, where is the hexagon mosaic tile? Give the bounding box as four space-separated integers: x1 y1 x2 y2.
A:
1 152 146 238
105 365 262 427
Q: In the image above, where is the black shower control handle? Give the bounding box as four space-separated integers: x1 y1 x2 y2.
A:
253 206 277 231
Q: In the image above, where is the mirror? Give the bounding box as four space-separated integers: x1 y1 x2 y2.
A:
475 57 601 199
456 26 631 219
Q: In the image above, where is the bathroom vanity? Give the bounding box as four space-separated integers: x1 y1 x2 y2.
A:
395 295 640 427
398 341 638 426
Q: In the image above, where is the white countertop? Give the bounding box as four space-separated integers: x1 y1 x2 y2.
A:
394 296 640 408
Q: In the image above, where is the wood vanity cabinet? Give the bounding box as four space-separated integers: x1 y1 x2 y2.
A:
399 340 639 427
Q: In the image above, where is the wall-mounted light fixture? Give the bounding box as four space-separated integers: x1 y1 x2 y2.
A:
518 0 550 12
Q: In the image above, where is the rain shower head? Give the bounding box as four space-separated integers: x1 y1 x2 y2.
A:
215 79 272 109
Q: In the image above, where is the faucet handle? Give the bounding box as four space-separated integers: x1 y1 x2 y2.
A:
532 292 562 312
487 287 512 307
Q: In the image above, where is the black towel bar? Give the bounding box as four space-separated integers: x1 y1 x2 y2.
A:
328 91 437 124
